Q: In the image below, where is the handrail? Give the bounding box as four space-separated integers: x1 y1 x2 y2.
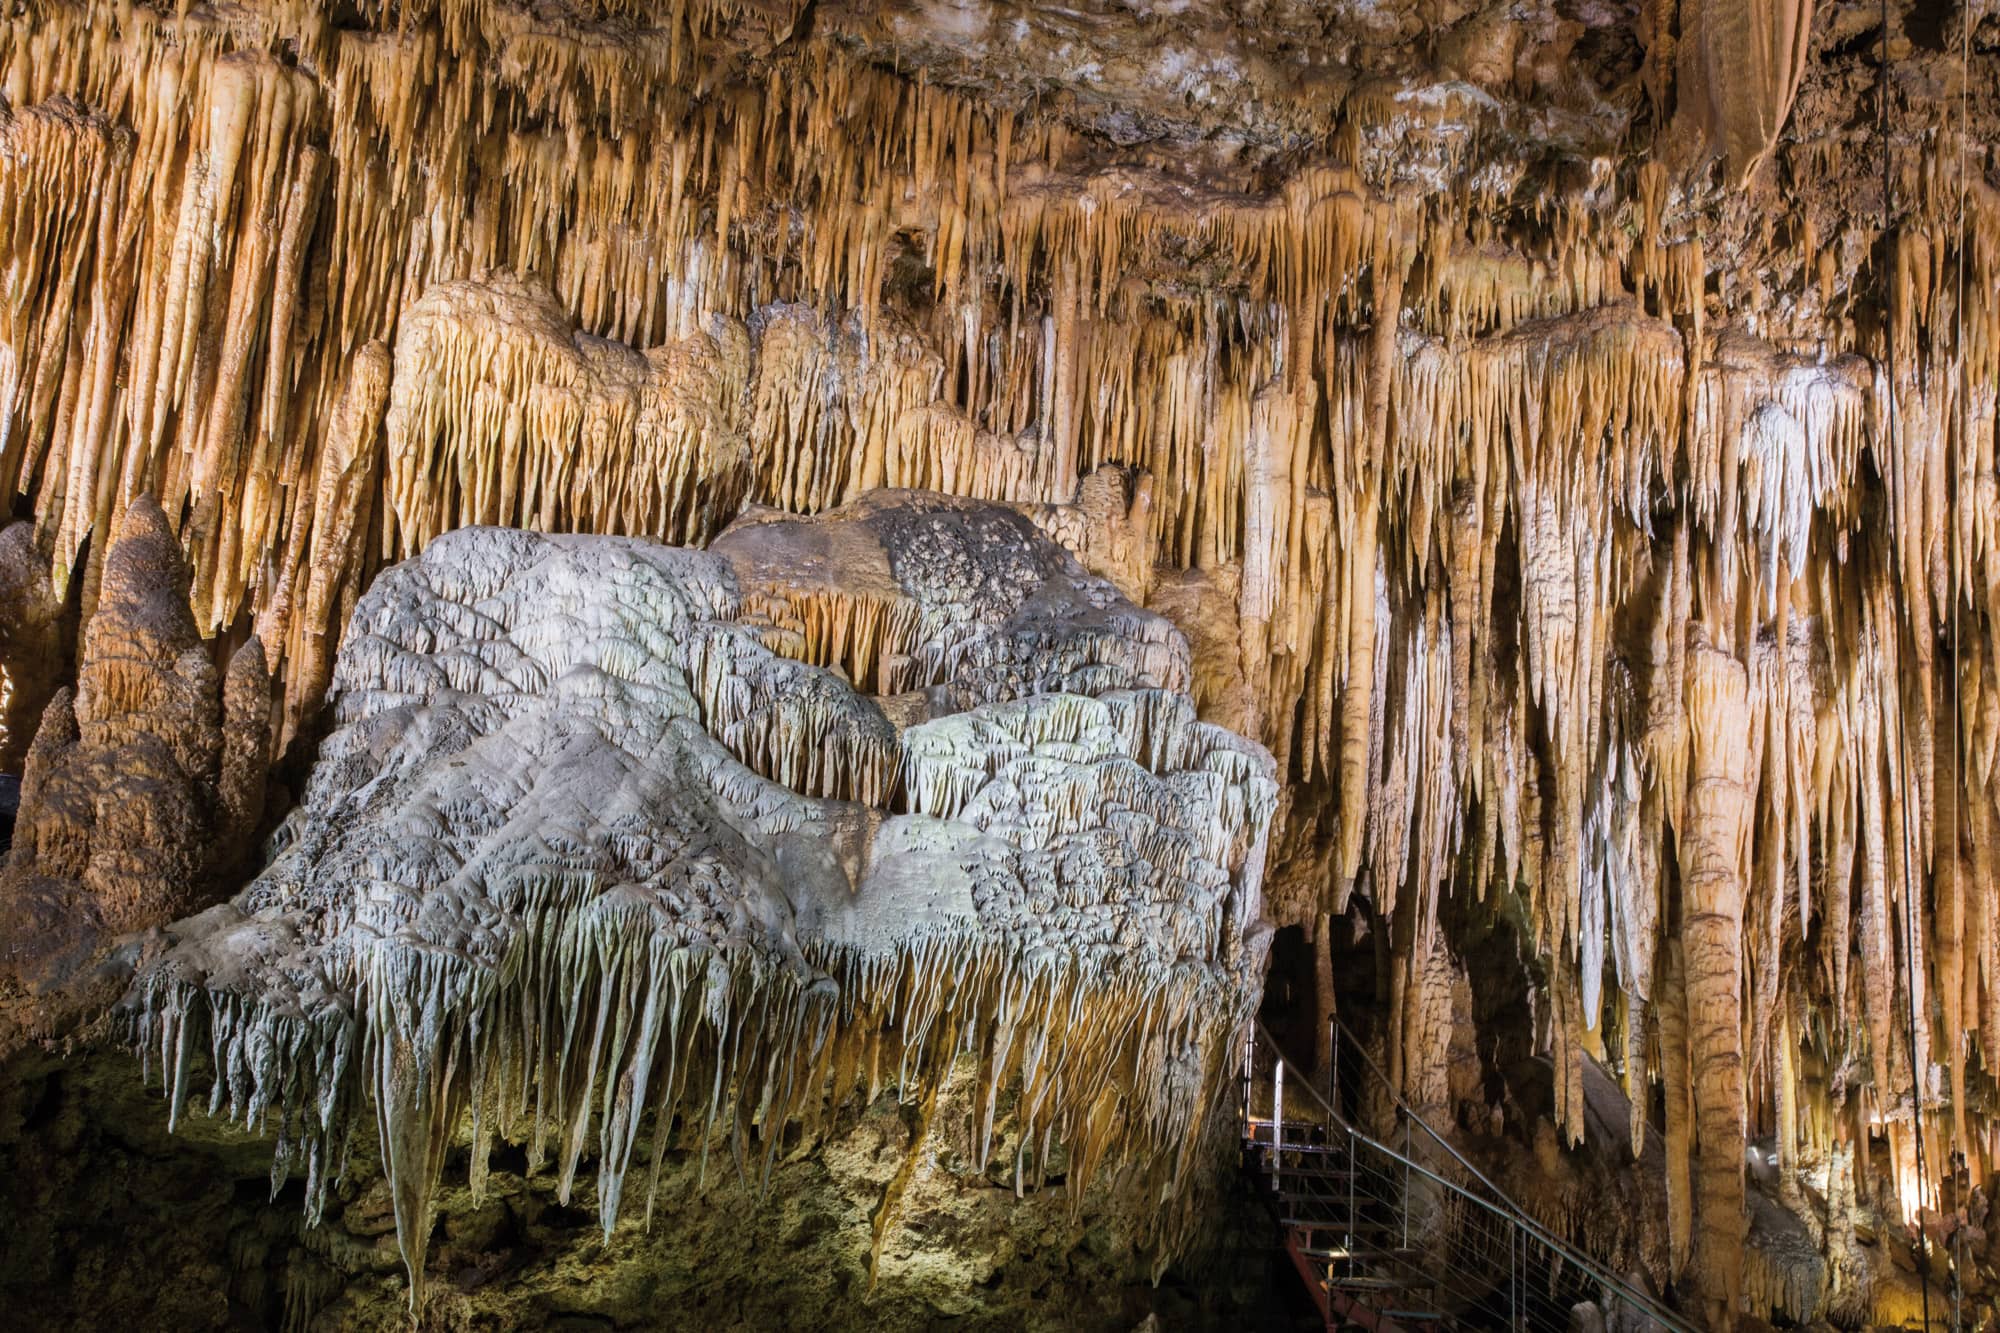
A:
1327 1012 1527 1208
1251 1020 1696 1333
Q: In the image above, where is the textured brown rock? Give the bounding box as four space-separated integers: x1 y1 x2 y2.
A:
0 497 269 1007
0 521 64 771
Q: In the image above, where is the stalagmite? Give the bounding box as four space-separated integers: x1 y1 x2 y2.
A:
1680 629 1762 1323
0 496 270 1026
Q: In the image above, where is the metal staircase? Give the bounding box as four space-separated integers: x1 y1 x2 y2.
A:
1239 1021 1696 1332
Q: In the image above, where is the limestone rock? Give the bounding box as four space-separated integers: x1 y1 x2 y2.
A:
129 493 1277 1305
0 497 270 1027
0 520 64 772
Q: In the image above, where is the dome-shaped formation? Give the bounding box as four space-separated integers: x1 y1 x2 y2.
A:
129 492 1278 1303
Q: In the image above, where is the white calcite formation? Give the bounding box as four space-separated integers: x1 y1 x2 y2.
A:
126 492 1277 1304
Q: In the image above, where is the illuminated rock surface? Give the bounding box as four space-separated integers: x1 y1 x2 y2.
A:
0 497 268 1041
0 0 1997 1327
128 494 1276 1308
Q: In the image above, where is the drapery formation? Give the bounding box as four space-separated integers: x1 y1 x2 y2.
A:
1656 0 1819 180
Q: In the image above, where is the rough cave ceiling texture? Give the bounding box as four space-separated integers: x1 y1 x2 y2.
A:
0 0 1997 1326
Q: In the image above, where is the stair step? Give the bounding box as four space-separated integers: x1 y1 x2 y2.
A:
1267 1181 1368 1198
1269 1165 1355 1179
1295 1242 1424 1260
1300 1243 1422 1261
1272 1184 1358 1198
1270 1189 1376 1209
1326 1275 1432 1293
1283 1219 1385 1232
1285 1218 1402 1232
1253 1126 1338 1137
1291 1169 1357 1184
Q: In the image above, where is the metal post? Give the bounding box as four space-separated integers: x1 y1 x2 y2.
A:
1330 1016 1340 1116
1402 1112 1411 1249
1274 1057 1286 1162
1241 1030 1253 1138
1510 1220 1520 1331
1346 1121 1355 1244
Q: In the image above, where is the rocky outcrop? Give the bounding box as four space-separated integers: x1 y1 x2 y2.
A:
0 497 269 1040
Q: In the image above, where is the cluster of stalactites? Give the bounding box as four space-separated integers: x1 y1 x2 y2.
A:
7 2 2000 1323
382 275 755 553
0 0 1704 690
1367 356 2000 1322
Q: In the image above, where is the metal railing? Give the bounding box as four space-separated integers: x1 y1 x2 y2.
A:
1242 1021 1696 1332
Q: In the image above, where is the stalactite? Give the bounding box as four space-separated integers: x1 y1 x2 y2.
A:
382 275 752 553
263 342 391 748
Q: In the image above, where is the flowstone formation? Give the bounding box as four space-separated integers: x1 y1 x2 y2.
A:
129 493 1277 1305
